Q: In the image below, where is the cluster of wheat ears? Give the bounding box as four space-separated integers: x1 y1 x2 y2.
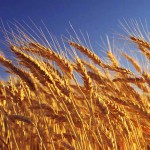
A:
0 22 149 150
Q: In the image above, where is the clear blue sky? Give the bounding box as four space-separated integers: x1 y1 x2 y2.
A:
0 0 150 79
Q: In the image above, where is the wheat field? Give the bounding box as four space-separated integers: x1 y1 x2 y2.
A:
0 22 149 150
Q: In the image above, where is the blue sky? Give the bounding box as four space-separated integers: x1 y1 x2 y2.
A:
0 0 150 79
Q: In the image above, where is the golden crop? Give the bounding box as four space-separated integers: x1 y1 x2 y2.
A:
0 22 149 150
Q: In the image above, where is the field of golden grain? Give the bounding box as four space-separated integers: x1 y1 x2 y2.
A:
0 23 149 150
